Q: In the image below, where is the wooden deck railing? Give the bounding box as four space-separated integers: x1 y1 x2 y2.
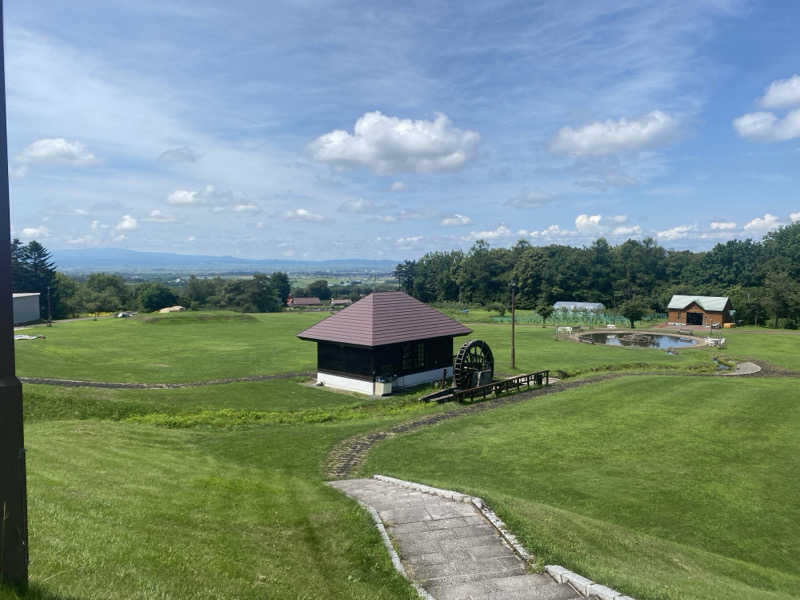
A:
450 370 550 403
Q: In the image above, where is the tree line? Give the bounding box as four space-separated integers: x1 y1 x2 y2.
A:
395 222 800 328
10 239 292 318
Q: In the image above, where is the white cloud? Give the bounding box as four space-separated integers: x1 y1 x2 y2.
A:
391 181 406 191
309 111 479 173
574 214 628 234
338 198 373 213
657 224 696 240
18 138 95 165
21 226 50 238
528 225 573 239
465 225 513 241
505 191 553 208
744 213 782 232
395 236 423 249
790 212 800 223
733 109 800 142
159 146 201 162
284 208 325 222
612 225 642 236
115 214 138 231
186 235 196 242
549 110 677 155
760 74 800 109
167 189 200 205
144 209 176 223
73 208 89 215
232 203 260 213
441 214 472 227
710 221 736 230
112 233 126 242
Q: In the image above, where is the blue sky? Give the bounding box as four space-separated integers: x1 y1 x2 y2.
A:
6 0 800 260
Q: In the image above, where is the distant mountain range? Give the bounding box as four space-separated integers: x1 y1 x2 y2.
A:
51 248 399 274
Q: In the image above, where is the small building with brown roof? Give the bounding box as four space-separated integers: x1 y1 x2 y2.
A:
297 291 471 395
667 295 733 327
287 296 322 308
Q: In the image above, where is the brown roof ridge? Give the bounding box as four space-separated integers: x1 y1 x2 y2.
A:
297 291 471 347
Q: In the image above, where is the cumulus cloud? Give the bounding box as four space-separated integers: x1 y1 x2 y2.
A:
441 214 472 226
733 109 800 142
159 146 201 162
526 225 572 239
18 138 96 165
760 74 800 109
284 208 325 222
115 214 138 231
657 224 696 241
338 198 374 213
710 221 737 230
391 181 406 191
308 111 479 173
232 203 260 213
395 235 423 249
549 110 676 155
21 226 50 238
791 212 800 223
167 189 201 205
574 214 627 234
465 225 513 241
186 235 196 242
612 225 642 236
743 213 782 232
504 190 553 208
144 209 176 223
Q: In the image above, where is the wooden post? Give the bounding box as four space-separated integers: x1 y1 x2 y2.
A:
0 0 29 585
510 280 516 370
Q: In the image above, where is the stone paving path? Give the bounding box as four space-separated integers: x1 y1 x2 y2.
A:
331 478 582 600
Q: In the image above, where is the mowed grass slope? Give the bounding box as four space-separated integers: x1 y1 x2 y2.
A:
3 379 447 599
15 311 325 382
16 310 720 384
718 328 800 371
363 376 800 600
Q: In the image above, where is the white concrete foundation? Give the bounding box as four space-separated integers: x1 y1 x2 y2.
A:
317 372 374 395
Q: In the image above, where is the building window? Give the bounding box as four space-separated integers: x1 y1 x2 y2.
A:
401 342 425 371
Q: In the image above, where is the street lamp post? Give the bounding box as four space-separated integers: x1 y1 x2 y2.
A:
0 0 30 587
510 279 516 370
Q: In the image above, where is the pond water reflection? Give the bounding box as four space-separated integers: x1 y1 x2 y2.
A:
580 332 699 349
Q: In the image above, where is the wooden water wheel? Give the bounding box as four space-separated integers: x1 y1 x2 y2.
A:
453 339 494 389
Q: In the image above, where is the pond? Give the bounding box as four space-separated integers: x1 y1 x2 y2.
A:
579 332 700 349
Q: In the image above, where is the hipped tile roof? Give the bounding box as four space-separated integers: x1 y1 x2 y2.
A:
297 291 471 347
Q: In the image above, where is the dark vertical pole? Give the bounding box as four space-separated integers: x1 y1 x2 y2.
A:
510 280 516 370
46 285 51 326
0 0 30 587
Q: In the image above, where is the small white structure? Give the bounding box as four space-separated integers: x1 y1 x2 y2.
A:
553 301 605 312
158 305 186 313
12 292 40 324
706 337 726 348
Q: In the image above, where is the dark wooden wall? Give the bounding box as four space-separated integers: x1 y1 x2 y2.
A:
317 336 455 380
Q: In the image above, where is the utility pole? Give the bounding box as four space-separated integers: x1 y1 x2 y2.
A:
0 0 30 586
510 279 516 370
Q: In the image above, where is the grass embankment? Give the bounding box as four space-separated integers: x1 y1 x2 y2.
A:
363 376 800 600
718 327 800 371
16 311 720 384
15 311 325 383
3 380 447 599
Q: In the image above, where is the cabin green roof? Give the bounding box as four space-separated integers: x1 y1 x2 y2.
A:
667 295 729 312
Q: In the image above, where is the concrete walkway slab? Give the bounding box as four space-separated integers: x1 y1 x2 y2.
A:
330 478 582 600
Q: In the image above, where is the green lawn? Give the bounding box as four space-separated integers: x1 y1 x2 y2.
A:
3 379 449 599
16 311 721 384
15 311 325 383
718 328 800 371
363 376 800 600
